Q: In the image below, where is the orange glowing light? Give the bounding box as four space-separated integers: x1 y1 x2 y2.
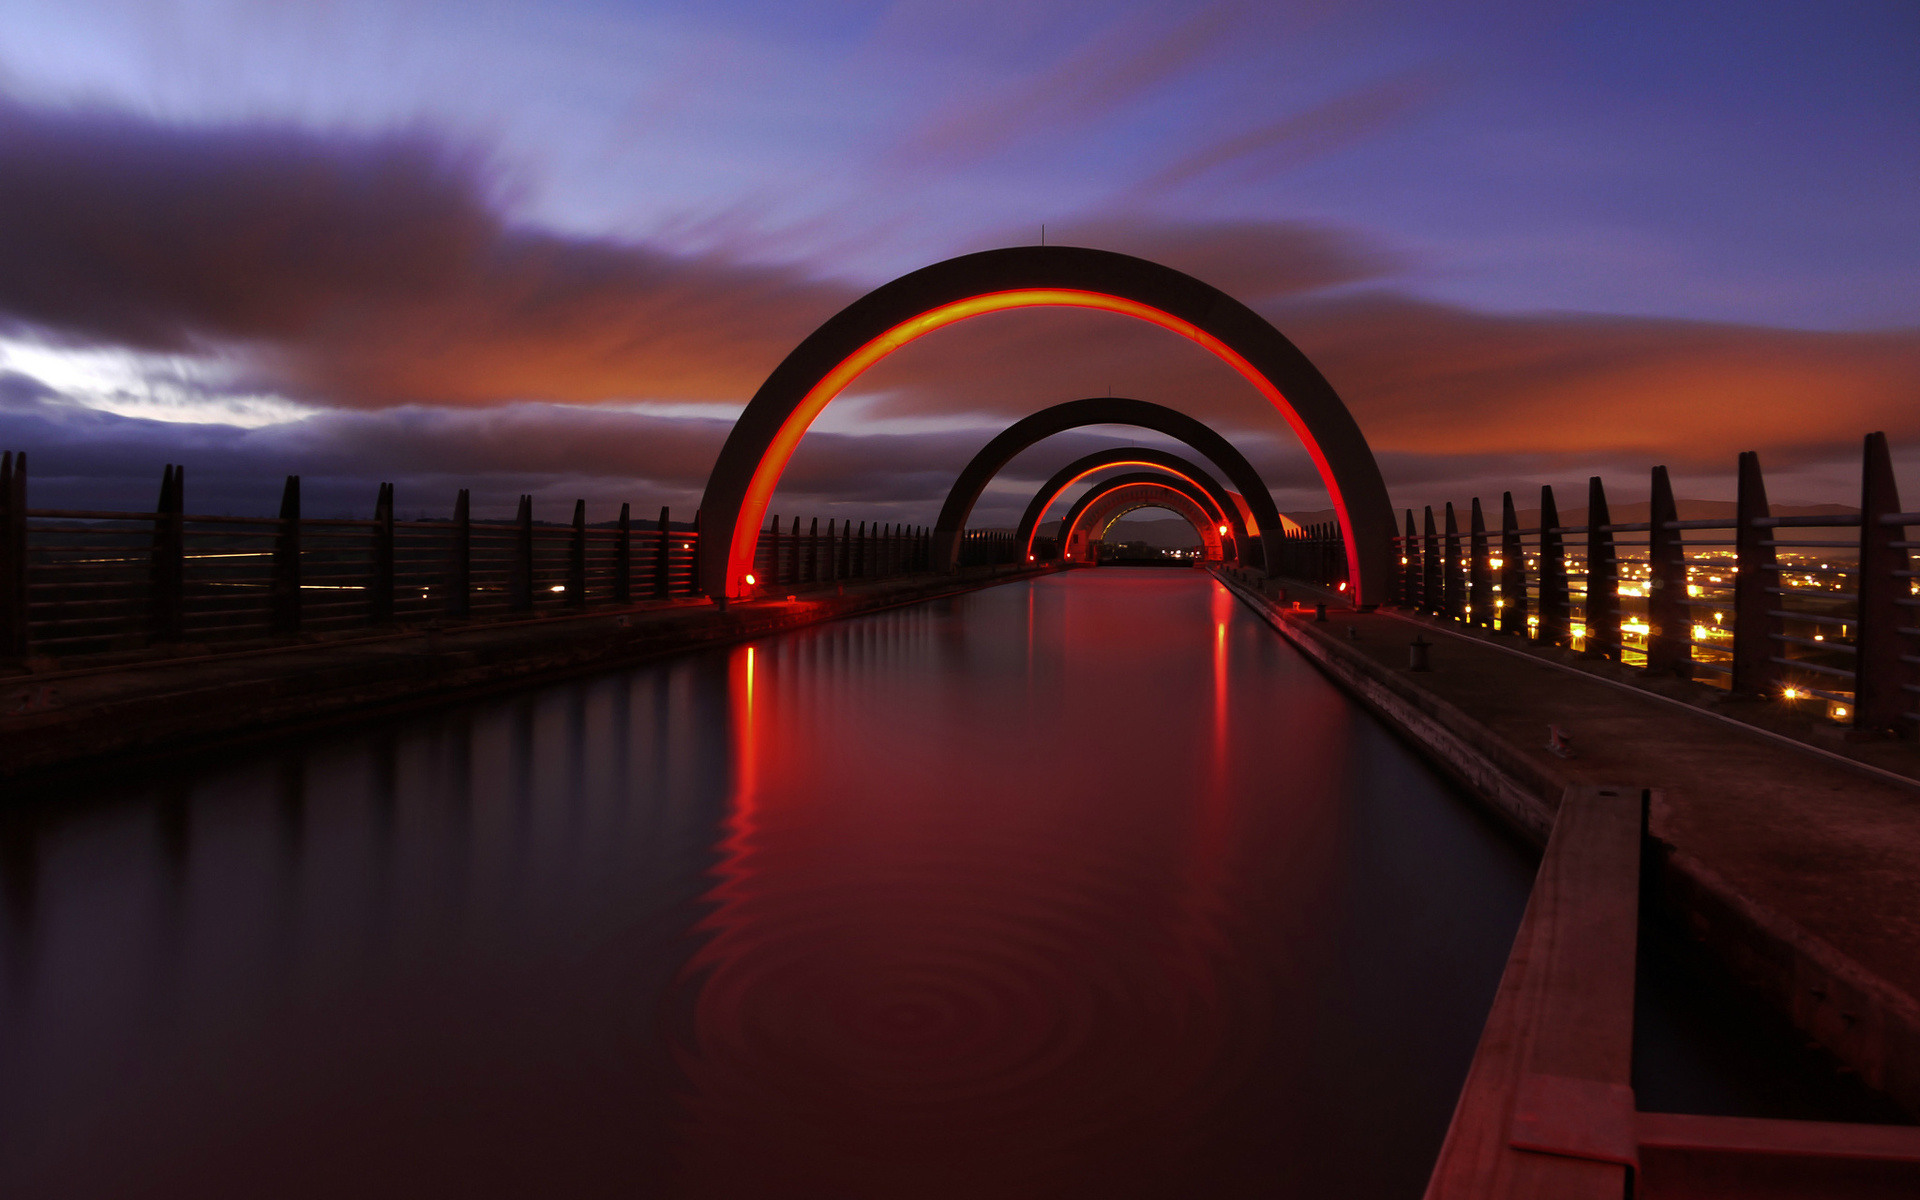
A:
744 573 756 586
726 287 1361 594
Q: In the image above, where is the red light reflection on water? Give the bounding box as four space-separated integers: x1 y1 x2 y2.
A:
674 579 1269 1198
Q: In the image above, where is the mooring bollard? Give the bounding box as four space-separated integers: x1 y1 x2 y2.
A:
1315 602 1327 622
1409 635 1432 671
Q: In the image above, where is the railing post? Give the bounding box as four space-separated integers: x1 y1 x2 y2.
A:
1 452 27 660
568 499 587 608
271 475 302 636
857 521 868 578
1537 485 1570 646
1422 507 1441 615
149 464 184 643
1855 431 1911 733
614 503 631 604
449 489 471 619
1585 476 1618 659
808 517 820 584
1469 497 1491 628
371 482 395 625
1500 491 1526 636
1443 502 1465 621
654 507 671 599
510 494 533 612
1732 452 1779 697
1646 466 1689 677
825 519 839 583
792 515 803 585
1401 509 1418 607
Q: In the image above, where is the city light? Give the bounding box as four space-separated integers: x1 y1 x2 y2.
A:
1783 687 1801 700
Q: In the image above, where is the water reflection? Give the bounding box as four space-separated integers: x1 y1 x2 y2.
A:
0 572 1542 1199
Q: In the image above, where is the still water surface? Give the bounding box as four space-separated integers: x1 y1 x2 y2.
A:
5 572 1557 1196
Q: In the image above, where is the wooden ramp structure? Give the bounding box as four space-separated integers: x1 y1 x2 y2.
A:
1425 785 1920 1199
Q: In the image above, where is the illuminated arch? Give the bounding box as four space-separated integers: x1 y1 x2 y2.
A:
929 397 1287 576
696 246 1394 605
1058 475 1222 562
1009 447 1241 564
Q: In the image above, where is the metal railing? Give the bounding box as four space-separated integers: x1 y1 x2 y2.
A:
1275 521 1349 592
1385 433 1918 735
0 457 957 662
750 513 934 588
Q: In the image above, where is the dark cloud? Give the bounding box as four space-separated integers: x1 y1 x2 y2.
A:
0 98 858 407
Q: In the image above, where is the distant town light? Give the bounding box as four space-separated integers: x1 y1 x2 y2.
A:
549 584 565 592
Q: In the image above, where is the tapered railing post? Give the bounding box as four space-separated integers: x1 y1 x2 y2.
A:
1469 498 1491 627
857 521 868 578
792 515 803 585
271 475 302 635
371 482 395 625
1422 507 1441 615
1646 466 1689 677
808 517 820 583
1855 432 1912 733
1444 502 1466 621
1537 485 1570 646
567 499 587 608
1732 452 1779 697
449 489 471 619
1401 509 1418 608
654 507 671 599
614 503 631 604
149 464 184 643
1585 476 1618 659
1 452 27 660
510 495 533 612
1500 491 1526 636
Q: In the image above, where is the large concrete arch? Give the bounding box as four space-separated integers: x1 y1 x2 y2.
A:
695 245 1394 606
930 397 1285 577
1009 447 1242 564
1056 475 1221 562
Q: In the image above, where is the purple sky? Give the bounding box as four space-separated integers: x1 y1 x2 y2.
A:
1 0 1915 525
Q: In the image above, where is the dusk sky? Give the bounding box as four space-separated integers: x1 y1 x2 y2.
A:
1 0 1915 525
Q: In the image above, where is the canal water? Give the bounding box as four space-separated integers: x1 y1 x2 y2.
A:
0 571 1895 1198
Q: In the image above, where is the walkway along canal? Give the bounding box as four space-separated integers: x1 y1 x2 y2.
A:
0 571 1904 1198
